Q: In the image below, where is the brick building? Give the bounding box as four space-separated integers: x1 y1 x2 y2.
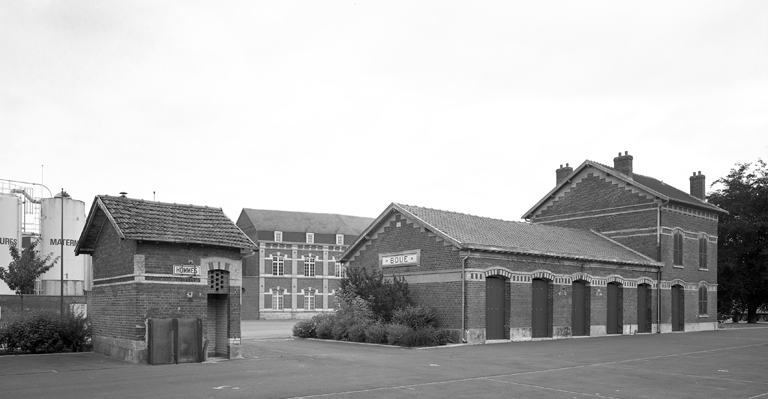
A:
339 152 726 344
236 209 373 320
75 195 255 363
523 152 726 333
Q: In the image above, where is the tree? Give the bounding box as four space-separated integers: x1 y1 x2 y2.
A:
0 240 59 313
337 266 412 322
708 159 768 323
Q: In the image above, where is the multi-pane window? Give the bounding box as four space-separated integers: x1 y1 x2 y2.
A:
274 231 283 242
699 236 708 269
336 234 344 245
305 290 315 311
698 287 708 315
272 290 284 311
334 262 346 278
673 230 684 266
272 255 284 276
306 233 314 244
304 256 315 277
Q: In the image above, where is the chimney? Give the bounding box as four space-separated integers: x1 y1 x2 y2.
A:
556 163 573 186
690 171 706 200
613 151 633 179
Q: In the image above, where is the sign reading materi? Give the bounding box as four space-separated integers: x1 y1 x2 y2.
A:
173 265 201 276
380 250 420 267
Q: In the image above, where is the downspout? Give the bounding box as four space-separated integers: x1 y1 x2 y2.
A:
461 249 470 343
656 198 668 333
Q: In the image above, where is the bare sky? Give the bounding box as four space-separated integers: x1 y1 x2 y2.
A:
1 1 766 222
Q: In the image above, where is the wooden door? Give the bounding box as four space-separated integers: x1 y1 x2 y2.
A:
485 277 506 340
572 281 587 336
532 279 549 338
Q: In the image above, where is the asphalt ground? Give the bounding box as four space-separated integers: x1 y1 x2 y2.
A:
1 323 766 399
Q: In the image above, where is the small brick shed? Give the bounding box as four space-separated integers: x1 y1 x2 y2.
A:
75 195 255 363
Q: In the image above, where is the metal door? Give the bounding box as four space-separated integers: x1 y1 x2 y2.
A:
572 281 587 336
671 285 684 331
148 319 174 365
637 285 651 333
485 277 506 340
532 279 549 338
607 283 622 334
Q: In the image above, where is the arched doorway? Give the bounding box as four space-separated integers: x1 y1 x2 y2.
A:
207 269 230 357
637 284 652 333
671 285 685 332
606 282 623 334
532 278 551 338
572 280 589 336
485 276 507 340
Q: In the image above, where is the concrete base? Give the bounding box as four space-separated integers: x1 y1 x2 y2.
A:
466 328 485 344
590 325 606 336
93 336 147 364
510 327 531 341
554 326 572 338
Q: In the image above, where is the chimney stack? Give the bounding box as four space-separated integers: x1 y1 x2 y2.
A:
690 171 706 200
556 163 573 186
613 151 633 179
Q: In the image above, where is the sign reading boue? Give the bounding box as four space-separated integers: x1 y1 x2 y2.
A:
379 250 420 267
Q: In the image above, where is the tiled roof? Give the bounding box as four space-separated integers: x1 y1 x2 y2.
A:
86 195 255 250
238 208 374 235
396 204 659 266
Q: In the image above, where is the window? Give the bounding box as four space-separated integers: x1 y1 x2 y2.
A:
304 256 315 277
274 231 283 242
698 287 708 316
699 236 708 269
335 262 346 278
336 234 344 245
272 255 284 276
306 233 314 244
673 230 684 266
304 290 315 311
272 290 284 311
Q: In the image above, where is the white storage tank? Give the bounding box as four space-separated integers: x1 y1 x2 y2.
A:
0 193 22 295
39 192 90 295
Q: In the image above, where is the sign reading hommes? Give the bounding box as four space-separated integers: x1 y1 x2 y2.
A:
380 250 420 267
173 265 201 276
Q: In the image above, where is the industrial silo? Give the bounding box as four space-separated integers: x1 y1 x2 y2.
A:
0 193 22 295
39 192 89 295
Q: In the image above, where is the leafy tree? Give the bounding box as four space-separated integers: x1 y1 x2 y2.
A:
708 159 768 323
0 240 59 313
337 266 412 322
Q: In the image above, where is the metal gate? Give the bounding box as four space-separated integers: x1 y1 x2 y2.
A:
671 285 684 331
147 318 203 365
532 279 549 338
572 281 587 336
607 283 623 334
637 284 651 333
485 277 506 340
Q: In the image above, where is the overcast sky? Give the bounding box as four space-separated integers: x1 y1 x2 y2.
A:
1 1 766 223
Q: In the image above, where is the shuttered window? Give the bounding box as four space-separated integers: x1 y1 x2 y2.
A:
673 230 684 266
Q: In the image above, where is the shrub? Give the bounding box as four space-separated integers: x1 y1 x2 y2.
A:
0 311 90 354
338 266 412 322
385 323 413 346
316 320 334 339
292 319 316 338
392 306 437 330
364 322 388 344
399 326 447 348
346 323 368 342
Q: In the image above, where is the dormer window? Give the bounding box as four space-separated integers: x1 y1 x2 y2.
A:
306 233 314 244
336 234 344 245
274 231 283 242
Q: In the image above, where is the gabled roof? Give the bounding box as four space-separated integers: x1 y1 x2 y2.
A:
522 160 727 219
237 208 374 236
75 195 255 255
342 203 661 267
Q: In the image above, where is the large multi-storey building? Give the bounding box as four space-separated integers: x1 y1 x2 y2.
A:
236 209 373 320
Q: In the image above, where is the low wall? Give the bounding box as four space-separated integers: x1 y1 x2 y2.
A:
0 293 88 320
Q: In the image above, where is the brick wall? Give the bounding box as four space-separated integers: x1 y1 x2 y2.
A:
536 173 656 218
92 223 136 279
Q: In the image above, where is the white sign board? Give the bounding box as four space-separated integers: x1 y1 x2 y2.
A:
380 251 420 267
173 265 201 276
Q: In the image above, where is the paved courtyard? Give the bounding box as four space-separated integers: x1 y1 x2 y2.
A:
1 323 766 399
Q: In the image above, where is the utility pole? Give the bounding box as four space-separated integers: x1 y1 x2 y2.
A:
60 188 64 319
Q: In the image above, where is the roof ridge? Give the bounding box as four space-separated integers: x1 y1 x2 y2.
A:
243 207 372 219
396 203 526 225
99 195 222 211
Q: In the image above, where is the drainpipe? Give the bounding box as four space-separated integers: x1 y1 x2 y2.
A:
656 199 668 333
461 250 470 343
